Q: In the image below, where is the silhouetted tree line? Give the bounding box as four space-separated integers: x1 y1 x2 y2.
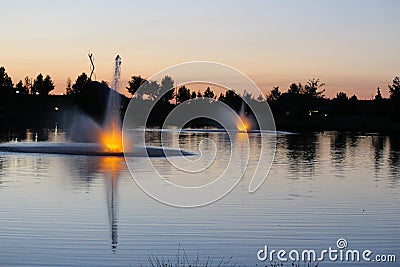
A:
266 77 400 123
126 75 255 111
124 74 400 121
0 67 54 96
2 65 400 129
266 78 327 118
71 72 400 126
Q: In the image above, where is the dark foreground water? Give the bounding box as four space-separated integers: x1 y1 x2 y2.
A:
0 129 399 266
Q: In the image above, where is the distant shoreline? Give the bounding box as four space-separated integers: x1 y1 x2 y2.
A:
1 108 399 136
1 88 399 135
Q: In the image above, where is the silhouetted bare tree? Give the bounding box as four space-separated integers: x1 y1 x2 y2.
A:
304 78 325 98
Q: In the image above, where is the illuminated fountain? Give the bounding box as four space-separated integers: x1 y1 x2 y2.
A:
0 56 264 155
237 115 250 133
0 55 193 157
236 101 252 133
100 55 123 153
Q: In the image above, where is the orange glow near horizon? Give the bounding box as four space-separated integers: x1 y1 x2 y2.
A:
1 1 399 101
1 59 396 100
100 122 123 153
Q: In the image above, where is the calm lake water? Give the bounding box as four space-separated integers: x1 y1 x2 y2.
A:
0 129 399 266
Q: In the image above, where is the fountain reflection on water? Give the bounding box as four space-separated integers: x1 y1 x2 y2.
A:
99 54 124 247
100 156 124 253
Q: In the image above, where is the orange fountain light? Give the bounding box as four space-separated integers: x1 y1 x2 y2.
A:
100 122 123 153
237 117 250 133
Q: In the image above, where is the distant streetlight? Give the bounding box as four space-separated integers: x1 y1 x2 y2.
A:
54 107 59 111
35 92 39 95
16 90 20 94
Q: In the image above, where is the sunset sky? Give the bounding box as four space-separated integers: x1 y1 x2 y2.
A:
1 0 399 99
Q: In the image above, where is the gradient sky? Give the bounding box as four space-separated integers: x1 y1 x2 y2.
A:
1 0 399 98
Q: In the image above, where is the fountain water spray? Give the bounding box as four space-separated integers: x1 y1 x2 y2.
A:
100 55 123 152
111 55 122 92
237 101 251 132
0 55 194 157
